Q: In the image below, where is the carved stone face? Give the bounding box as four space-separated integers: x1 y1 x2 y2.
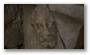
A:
31 6 58 48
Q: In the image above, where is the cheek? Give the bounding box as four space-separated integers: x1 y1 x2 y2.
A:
37 26 44 34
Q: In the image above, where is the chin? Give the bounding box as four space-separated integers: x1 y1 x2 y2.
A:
41 40 56 48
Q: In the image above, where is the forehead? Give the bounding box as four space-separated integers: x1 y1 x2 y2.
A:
33 5 55 24
35 16 54 25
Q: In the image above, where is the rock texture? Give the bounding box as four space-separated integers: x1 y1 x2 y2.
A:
4 4 84 49
4 4 24 49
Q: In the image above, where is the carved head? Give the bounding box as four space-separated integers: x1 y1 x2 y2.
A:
31 5 58 48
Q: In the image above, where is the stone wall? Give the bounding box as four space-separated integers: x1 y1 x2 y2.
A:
4 4 84 49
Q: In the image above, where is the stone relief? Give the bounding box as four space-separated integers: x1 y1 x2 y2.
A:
4 4 84 49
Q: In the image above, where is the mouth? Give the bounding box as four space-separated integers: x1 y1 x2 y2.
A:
38 34 56 48
39 35 52 41
41 39 56 48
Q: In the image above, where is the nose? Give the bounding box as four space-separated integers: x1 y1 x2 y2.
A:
44 25 50 35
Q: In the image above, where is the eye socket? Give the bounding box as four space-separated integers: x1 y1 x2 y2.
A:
36 23 39 28
39 24 43 27
31 23 34 27
35 23 43 29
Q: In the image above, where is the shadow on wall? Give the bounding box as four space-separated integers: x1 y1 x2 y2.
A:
75 25 84 49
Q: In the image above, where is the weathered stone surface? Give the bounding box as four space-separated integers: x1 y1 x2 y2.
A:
4 4 84 49
48 4 84 48
4 4 24 49
49 4 84 21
